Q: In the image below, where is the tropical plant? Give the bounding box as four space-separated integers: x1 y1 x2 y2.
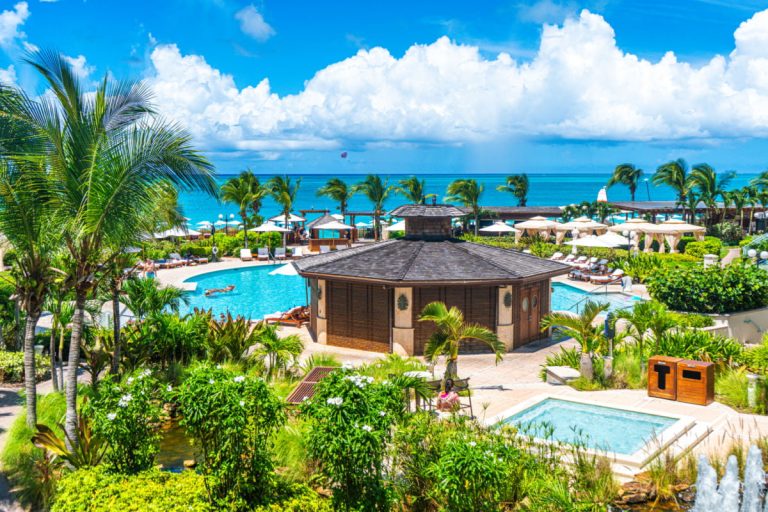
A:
353 175 393 241
418 301 503 380
222 170 266 248
396 176 432 205
611 301 675 357
176 363 286 509
613 253 664 283
120 277 187 320
653 159 691 213
607 164 643 201
1 51 217 444
684 236 723 258
206 313 261 363
656 330 742 365
496 174 529 206
689 164 735 224
267 175 301 244
251 323 304 381
32 398 107 469
446 179 483 236
317 178 354 214
540 301 609 380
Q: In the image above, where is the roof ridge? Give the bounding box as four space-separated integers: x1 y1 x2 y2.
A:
452 240 518 277
298 240 397 270
396 240 424 281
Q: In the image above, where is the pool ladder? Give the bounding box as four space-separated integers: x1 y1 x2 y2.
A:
566 282 631 314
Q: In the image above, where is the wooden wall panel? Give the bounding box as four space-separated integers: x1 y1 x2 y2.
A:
326 281 390 352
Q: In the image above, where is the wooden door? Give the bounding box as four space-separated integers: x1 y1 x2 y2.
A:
518 284 543 346
519 287 531 343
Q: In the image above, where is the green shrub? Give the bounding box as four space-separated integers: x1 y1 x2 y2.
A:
741 338 768 373
539 347 580 381
684 236 723 258
52 467 212 512
655 330 743 364
669 311 715 329
253 483 332 512
646 261 768 314
715 367 751 411
0 350 50 383
611 350 646 389
708 222 744 245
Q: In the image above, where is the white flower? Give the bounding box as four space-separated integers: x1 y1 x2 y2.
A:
326 397 344 406
209 379 215 385
126 377 134 385
468 441 477 447
233 375 245 383
342 362 354 370
362 425 373 432
379 411 386 417
239 400 245 407
107 412 117 421
118 393 133 408
166 385 173 392
142 369 151 376
216 364 222 369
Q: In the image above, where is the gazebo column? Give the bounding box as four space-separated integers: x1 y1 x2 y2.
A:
643 233 654 253
392 287 414 355
497 285 515 351
316 279 327 344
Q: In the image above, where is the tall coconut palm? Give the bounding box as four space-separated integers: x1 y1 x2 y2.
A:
446 179 484 236
606 164 643 202
689 164 735 225
353 175 393 241
418 301 504 380
317 178 354 214
745 186 759 234
2 50 217 443
396 176 432 205
222 171 265 248
252 323 304 381
497 174 529 206
0 160 60 427
653 159 691 220
267 175 301 245
540 301 609 380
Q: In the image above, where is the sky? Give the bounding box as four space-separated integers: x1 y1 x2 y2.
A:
2 0 768 175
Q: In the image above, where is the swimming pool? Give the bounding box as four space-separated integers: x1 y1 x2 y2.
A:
180 266 307 320
504 398 677 455
551 282 642 313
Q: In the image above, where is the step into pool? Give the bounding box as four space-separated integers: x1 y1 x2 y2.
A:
503 398 678 455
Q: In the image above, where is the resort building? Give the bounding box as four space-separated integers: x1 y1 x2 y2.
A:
294 204 570 355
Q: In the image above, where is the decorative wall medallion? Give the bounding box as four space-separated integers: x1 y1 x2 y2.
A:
503 291 513 308
397 293 409 311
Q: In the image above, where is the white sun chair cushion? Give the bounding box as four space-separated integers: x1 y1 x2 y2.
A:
240 248 253 261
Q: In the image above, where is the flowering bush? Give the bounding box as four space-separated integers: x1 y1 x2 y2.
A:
175 363 285 509
0 351 49 383
301 369 407 511
85 369 163 474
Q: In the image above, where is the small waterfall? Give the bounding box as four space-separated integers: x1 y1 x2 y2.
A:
694 445 767 512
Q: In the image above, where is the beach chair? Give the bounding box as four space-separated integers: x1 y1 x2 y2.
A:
257 247 270 261
319 245 331 254
569 255 587 267
240 248 253 261
549 252 564 261
577 256 598 270
292 246 303 258
591 269 624 285
264 306 309 327
275 247 287 260
424 378 474 418
561 254 576 264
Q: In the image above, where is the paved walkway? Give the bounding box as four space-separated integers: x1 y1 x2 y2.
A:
0 387 23 512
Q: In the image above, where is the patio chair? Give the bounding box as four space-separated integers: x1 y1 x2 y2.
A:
577 256 598 270
264 306 309 327
257 247 270 260
319 245 331 254
292 246 303 258
275 247 287 260
569 255 587 267
423 378 474 418
591 269 624 285
549 252 564 261
561 254 576 264
240 248 253 261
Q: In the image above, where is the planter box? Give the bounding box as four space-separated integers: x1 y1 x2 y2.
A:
705 305 768 344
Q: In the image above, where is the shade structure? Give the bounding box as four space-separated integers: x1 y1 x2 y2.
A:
595 232 630 246
565 235 620 248
355 221 371 228
268 263 299 276
643 219 706 253
316 220 354 231
385 220 406 232
154 227 200 239
253 221 292 233
597 187 608 203
331 213 344 220
269 213 305 224
479 221 516 234
196 220 212 229
213 220 227 227
513 216 559 243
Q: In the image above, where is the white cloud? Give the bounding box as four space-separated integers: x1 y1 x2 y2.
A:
0 64 17 85
63 54 94 81
146 8 768 152
235 5 275 42
0 2 29 48
518 0 576 24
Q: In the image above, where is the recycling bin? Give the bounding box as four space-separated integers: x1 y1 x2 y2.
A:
647 356 682 401
676 360 715 406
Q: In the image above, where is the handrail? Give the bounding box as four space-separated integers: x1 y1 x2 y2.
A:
742 232 768 256
566 282 613 312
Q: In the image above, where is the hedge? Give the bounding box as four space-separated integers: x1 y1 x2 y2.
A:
684 236 723 259
0 351 50 383
646 262 768 314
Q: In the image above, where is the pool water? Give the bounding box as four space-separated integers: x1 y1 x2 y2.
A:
505 398 677 455
551 282 642 313
181 266 307 320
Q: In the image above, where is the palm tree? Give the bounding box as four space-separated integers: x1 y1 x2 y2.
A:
0 160 60 427
252 323 304 381
607 164 643 202
317 178 354 214
222 170 265 248
353 175 393 241
267 175 301 245
446 179 484 236
653 159 691 219
744 186 759 234
689 164 735 225
396 176 432 205
727 188 748 229
497 174 529 206
121 277 188 320
610 301 674 358
540 301 609 380
1 51 217 443
418 301 504 380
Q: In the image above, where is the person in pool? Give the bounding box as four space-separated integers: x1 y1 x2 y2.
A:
205 285 235 297
436 379 460 412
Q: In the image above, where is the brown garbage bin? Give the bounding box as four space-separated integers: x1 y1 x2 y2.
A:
676 360 715 406
647 356 682 400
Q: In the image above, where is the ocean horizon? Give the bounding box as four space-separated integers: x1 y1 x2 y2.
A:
179 172 762 226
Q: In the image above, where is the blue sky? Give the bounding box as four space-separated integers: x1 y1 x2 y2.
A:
2 0 768 175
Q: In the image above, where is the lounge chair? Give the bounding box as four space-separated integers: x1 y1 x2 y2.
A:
275 247 287 260
590 269 624 284
292 246 302 258
240 248 253 261
577 256 598 270
257 247 270 261
319 245 331 254
561 254 576 264
264 306 309 326
568 255 587 267
549 252 564 261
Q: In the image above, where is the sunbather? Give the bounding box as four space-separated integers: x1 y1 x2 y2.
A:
436 379 460 412
205 285 235 297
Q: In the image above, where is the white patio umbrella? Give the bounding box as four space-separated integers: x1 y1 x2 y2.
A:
355 221 370 228
385 220 406 232
595 232 630 246
196 220 212 229
317 220 354 231
213 220 227 228
565 235 619 248
269 213 305 224
479 221 517 236
153 227 200 239
331 213 344 220
253 222 292 233
268 263 299 276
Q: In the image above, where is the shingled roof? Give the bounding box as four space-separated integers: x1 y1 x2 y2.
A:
306 214 337 230
388 204 466 218
294 239 570 284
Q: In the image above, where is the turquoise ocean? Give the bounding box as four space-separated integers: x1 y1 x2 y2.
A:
178 173 761 226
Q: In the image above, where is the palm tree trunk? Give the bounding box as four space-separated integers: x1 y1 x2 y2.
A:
24 310 41 428
444 358 458 381
242 213 249 249
58 327 65 390
473 212 479 236
374 212 380 241
65 292 86 448
49 326 58 392
579 352 594 381
111 286 121 374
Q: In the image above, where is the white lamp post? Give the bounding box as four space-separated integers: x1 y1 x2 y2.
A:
570 229 579 254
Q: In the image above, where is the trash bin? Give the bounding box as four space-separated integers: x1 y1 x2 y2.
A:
676 360 715 406
647 356 681 400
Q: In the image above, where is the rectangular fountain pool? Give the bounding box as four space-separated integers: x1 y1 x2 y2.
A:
502 398 678 455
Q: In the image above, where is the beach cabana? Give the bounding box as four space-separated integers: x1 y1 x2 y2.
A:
294 204 570 355
306 215 355 252
643 219 706 253
269 213 305 225
557 217 608 244
513 216 559 242
480 221 517 237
